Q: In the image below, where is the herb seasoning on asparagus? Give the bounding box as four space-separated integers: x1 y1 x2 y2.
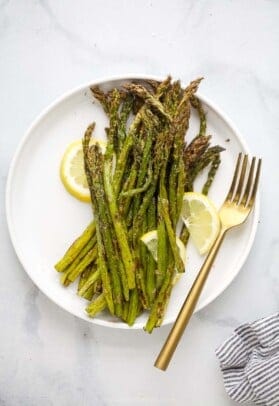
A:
55 76 224 330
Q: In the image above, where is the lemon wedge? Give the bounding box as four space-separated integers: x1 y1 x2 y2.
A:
181 192 220 255
60 139 107 202
140 229 186 266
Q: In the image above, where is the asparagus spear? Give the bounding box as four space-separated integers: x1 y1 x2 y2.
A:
64 245 98 284
78 266 94 292
183 135 211 193
141 79 161 92
94 223 115 315
156 196 168 289
176 156 186 223
118 160 139 219
88 147 124 316
146 199 157 304
127 288 139 326
102 90 133 302
78 265 99 301
120 166 152 198
86 293 107 317
135 219 149 309
78 268 101 297
93 279 102 295
81 285 95 301
123 83 171 121
103 157 135 290
86 114 131 303
162 80 183 119
202 152 222 195
105 88 121 148
117 94 133 151
190 95 207 137
187 145 225 191
90 86 110 113
145 266 174 333
159 201 184 273
184 135 211 173
168 78 203 227
159 180 184 274
113 131 136 198
83 124 115 315
60 235 97 285
121 301 129 322
155 272 174 327
55 222 96 272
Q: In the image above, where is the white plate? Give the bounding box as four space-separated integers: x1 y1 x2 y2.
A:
6 75 259 329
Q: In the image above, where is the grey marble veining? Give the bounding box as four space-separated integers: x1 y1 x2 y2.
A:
1 0 278 405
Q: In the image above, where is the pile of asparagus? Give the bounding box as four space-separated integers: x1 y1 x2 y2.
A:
55 77 224 331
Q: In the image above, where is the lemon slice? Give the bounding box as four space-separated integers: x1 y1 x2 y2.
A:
60 139 107 202
181 192 220 255
140 230 186 266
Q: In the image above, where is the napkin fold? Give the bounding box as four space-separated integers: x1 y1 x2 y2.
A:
216 313 279 405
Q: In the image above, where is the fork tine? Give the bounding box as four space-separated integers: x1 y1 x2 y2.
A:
233 154 248 203
226 153 243 201
241 157 256 206
247 158 262 209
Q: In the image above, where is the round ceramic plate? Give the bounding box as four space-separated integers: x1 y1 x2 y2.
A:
6 75 259 329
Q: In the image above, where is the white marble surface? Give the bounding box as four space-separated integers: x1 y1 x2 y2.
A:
1 1 278 405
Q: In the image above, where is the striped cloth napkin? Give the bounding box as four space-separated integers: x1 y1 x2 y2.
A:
216 313 279 405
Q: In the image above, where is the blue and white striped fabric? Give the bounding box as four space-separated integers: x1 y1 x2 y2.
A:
216 313 279 405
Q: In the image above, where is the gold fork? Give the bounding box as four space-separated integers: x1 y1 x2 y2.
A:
155 153 262 371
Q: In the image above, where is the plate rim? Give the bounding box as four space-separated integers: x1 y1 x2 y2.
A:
5 74 260 329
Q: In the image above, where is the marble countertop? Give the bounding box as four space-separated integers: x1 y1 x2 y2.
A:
1 1 278 405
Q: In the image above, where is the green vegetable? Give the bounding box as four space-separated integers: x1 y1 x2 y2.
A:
54 76 224 330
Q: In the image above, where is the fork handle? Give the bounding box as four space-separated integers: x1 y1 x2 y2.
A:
154 228 227 371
